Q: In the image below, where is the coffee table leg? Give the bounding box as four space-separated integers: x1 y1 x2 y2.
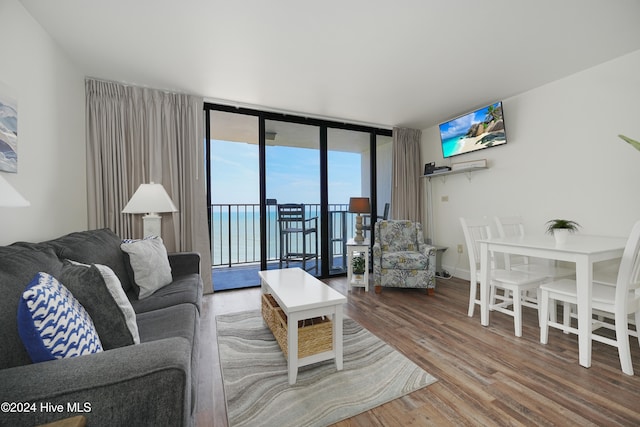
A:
288 313 299 385
334 306 343 371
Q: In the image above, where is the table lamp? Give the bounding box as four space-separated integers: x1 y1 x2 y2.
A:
349 197 370 243
0 174 30 207
122 182 178 238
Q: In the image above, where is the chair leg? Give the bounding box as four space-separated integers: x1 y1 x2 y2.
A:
314 230 318 274
540 290 550 344
302 232 306 271
490 285 497 310
562 302 572 334
513 289 523 337
427 288 435 296
279 231 284 269
636 311 640 348
616 311 634 375
536 288 544 327
468 281 477 317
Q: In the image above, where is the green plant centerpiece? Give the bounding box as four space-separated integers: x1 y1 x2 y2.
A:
545 219 581 234
546 219 580 244
352 254 366 275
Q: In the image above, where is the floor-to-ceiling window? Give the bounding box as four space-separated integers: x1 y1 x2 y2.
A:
327 128 371 274
208 110 260 290
265 119 321 276
205 103 391 290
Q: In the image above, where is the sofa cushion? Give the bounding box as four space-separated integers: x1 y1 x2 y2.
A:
17 272 103 363
128 273 203 314
136 303 199 415
381 251 429 270
0 246 63 369
121 237 173 299
61 261 139 348
42 228 133 292
136 303 198 343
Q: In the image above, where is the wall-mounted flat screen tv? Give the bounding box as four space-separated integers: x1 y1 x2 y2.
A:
439 101 507 158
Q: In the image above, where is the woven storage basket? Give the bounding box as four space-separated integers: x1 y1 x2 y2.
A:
272 308 333 359
261 293 280 333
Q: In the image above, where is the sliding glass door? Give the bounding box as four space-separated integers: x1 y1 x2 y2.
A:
265 120 321 276
205 103 391 287
208 110 260 290
327 128 371 274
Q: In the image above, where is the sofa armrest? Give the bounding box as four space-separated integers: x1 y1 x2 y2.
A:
0 338 192 427
168 252 201 277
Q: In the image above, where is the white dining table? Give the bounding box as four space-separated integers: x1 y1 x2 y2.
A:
478 234 626 368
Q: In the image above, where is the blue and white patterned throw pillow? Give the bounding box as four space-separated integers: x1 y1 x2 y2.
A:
17 272 103 363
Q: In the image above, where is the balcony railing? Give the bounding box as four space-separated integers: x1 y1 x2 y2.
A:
210 203 357 268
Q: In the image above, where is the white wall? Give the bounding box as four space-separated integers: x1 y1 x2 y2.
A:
0 0 86 245
421 49 640 280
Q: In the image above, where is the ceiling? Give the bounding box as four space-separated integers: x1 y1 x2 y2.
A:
20 0 640 129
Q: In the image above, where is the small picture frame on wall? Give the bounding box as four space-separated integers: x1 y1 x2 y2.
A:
0 80 18 173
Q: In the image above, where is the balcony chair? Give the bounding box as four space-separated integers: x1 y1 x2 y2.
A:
539 220 640 375
372 220 436 295
460 217 547 337
277 204 318 274
363 202 390 234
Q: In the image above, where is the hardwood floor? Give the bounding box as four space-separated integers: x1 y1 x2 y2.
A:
196 277 640 426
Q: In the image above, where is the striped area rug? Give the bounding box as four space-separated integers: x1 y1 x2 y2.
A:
216 310 437 427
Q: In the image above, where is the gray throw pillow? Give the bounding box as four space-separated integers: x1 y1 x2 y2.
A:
120 237 173 299
68 260 140 345
60 261 138 349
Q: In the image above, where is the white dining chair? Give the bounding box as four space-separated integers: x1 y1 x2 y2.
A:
460 217 547 337
539 220 640 375
494 216 575 279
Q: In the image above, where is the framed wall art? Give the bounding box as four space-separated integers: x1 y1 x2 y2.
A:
0 81 18 173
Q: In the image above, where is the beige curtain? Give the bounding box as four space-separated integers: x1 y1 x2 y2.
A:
391 127 422 222
85 79 212 289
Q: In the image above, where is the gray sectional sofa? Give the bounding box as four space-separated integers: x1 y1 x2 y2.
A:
0 228 203 427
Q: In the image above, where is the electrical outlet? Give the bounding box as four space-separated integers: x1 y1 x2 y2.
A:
457 244 464 254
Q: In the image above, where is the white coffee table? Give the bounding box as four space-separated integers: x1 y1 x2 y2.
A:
259 268 347 384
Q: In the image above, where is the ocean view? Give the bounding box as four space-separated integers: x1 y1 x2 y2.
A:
441 135 463 158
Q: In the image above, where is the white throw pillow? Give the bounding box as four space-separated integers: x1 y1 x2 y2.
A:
68 260 140 344
121 236 173 299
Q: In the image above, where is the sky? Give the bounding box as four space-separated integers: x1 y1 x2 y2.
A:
439 103 496 139
210 139 362 205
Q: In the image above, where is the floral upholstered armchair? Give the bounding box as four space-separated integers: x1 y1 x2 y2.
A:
373 220 436 295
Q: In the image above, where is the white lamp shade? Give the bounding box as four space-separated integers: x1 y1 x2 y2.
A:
0 175 30 207
122 182 178 214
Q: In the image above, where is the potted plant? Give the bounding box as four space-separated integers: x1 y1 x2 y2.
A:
352 254 366 282
545 219 580 245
